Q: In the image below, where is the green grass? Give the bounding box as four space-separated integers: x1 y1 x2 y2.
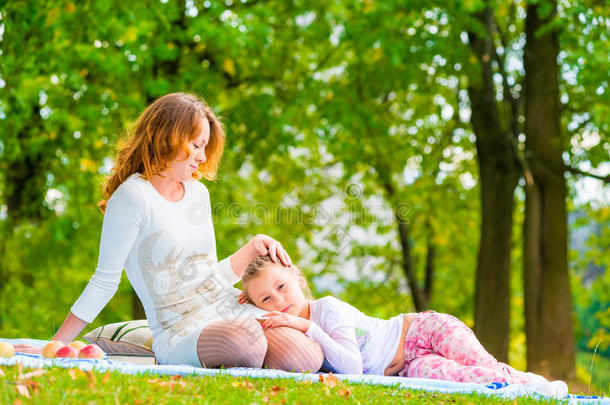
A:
576 350 610 396
0 365 564 404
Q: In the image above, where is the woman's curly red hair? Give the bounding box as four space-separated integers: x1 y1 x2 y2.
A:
98 92 225 213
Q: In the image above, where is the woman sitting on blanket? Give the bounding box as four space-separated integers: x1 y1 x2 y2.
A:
16 92 323 372
240 256 568 397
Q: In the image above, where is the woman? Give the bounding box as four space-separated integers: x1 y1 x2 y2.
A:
17 92 322 371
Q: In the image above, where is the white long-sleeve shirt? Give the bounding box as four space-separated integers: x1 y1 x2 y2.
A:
71 174 263 365
306 296 404 375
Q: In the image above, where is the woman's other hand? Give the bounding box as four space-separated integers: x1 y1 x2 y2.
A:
14 344 43 355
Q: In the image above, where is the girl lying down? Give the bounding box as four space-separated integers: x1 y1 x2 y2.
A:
239 256 568 399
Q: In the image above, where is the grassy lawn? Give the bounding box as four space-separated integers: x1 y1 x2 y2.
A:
576 350 610 396
0 365 563 405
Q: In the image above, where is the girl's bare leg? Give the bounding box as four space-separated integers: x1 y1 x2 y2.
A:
197 318 267 368
263 326 323 373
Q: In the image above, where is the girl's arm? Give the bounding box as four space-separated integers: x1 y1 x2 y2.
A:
256 310 363 374
305 323 364 374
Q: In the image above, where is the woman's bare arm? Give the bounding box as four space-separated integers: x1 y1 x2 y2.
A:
14 312 88 354
50 312 89 344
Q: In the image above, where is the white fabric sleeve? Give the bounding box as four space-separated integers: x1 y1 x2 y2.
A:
216 256 240 286
305 322 363 375
70 183 145 323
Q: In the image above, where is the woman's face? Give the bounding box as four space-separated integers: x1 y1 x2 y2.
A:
245 264 308 317
167 119 210 182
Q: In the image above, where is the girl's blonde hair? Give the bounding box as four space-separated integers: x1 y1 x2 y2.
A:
98 92 225 212
243 256 313 301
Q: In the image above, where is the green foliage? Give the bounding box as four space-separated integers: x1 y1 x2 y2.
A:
572 205 610 357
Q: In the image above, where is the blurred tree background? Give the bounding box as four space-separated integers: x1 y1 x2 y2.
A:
0 0 608 387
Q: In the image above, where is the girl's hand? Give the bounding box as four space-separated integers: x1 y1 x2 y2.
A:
237 291 249 304
250 234 292 267
257 311 310 333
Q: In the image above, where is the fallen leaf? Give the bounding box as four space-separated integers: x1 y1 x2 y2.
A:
320 372 338 388
15 383 30 398
67 369 77 380
87 370 96 389
261 395 269 403
102 373 110 384
12 399 22 405
23 379 39 394
0 368 5 378
146 378 186 392
338 388 351 397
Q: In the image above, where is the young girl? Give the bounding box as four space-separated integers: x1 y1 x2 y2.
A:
241 256 568 397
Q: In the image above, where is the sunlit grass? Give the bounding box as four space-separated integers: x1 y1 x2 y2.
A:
0 364 564 404
576 350 610 396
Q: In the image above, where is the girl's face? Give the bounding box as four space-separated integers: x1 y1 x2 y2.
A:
245 264 309 318
167 119 209 182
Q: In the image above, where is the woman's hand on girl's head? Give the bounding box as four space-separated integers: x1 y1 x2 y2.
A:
230 234 292 278
257 311 310 333
251 234 292 267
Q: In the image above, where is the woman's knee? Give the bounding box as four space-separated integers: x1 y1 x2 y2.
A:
197 317 267 368
263 326 323 373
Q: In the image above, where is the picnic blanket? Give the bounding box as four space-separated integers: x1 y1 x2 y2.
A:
1 338 608 404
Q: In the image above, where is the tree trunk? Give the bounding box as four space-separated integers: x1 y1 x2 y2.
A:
396 218 426 311
523 0 575 380
467 6 520 363
379 171 427 312
423 218 435 304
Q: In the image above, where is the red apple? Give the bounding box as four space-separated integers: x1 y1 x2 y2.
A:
42 341 64 358
78 344 104 359
55 345 79 358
